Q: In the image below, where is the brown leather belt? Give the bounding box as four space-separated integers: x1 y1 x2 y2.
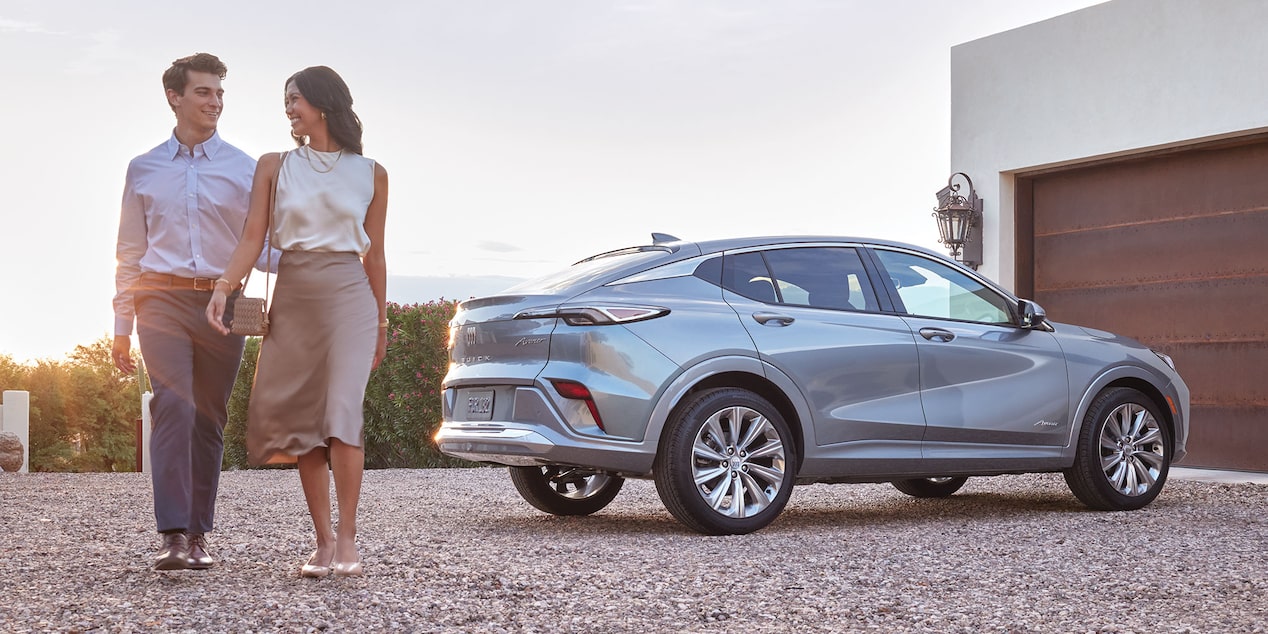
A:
137 272 219 291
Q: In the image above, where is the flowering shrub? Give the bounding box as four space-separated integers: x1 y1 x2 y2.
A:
362 300 476 468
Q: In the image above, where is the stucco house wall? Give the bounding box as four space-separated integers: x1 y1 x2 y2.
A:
951 0 1268 289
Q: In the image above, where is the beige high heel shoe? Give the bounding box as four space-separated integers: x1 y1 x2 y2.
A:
332 560 364 577
300 551 332 578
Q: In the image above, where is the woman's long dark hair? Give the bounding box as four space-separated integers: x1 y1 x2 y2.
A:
287 66 364 155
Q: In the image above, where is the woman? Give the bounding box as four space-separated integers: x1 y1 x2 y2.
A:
206 66 388 578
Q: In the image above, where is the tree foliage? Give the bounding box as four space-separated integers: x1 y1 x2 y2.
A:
2 337 141 472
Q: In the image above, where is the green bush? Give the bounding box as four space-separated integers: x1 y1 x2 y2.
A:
222 337 259 470
363 300 476 469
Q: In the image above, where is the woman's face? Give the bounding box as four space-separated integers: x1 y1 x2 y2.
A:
284 80 323 138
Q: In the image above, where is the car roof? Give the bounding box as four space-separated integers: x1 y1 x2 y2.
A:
644 234 951 261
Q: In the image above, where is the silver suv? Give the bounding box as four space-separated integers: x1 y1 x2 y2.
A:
436 235 1189 535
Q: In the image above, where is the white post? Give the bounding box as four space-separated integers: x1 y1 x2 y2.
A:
1 390 31 473
141 391 153 473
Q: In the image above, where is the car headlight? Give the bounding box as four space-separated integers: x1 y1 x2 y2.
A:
1152 350 1176 371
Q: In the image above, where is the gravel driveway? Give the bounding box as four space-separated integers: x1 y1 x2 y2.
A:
2 468 1265 633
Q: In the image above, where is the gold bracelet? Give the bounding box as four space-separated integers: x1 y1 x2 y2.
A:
214 278 233 290
378 320 390 328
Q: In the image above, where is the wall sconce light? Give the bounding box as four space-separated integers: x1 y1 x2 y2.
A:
932 172 983 269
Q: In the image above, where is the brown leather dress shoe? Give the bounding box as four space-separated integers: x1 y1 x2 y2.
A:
186 534 214 570
154 532 191 571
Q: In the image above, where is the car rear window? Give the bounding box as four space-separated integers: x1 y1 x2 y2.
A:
505 250 668 294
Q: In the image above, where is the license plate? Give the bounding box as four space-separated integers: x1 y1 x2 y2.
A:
465 390 494 421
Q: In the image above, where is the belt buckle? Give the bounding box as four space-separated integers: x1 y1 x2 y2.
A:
193 278 214 291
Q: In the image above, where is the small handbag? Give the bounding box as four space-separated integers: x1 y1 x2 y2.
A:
229 151 288 337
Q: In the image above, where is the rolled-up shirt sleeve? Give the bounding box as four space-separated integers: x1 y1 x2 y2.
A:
113 161 147 336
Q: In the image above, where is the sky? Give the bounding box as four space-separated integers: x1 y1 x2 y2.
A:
0 0 1105 364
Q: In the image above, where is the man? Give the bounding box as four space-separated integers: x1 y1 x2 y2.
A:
113 53 259 571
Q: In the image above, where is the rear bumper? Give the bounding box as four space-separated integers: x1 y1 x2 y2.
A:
435 386 655 474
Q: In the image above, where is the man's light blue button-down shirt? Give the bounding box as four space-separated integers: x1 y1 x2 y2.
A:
113 131 257 336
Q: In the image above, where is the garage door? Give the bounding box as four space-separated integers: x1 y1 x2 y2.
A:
1019 139 1268 471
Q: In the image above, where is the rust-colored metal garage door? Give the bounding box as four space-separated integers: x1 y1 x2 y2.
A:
1018 138 1268 471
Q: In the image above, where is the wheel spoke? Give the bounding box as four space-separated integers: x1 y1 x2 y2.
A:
1135 427 1162 447
1134 449 1164 471
745 463 784 487
694 465 728 486
1101 452 1124 472
1123 459 1141 493
1100 435 1120 453
1127 407 1148 438
747 438 784 461
738 471 771 511
705 477 730 510
1105 411 1126 442
725 407 744 448
1129 457 1157 489
1107 461 1129 491
728 475 746 517
693 439 728 463
737 414 767 451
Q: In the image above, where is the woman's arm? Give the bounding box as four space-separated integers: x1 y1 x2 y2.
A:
205 152 283 334
363 162 390 368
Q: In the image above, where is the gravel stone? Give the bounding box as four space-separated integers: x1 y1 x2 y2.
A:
1 469 1265 633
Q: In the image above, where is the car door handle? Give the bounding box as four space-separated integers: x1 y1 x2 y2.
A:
752 312 795 326
919 327 956 342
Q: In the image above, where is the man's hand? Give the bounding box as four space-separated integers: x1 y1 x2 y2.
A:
112 335 136 374
206 289 231 335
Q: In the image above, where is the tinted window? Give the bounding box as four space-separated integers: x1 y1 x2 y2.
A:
721 247 878 311
507 250 667 293
722 252 777 302
764 247 878 311
873 250 1012 324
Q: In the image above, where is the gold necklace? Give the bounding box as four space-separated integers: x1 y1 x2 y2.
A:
305 146 343 173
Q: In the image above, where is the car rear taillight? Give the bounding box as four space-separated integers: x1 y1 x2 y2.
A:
514 305 669 326
550 379 605 431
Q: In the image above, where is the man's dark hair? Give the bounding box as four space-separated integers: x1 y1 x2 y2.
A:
162 53 227 100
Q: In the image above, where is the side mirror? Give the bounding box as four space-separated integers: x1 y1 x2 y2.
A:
1019 299 1049 329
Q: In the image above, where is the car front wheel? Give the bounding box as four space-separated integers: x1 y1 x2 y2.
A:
654 388 796 535
509 466 624 516
1063 387 1171 511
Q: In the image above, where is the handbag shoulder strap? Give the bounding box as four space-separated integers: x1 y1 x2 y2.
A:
239 150 288 304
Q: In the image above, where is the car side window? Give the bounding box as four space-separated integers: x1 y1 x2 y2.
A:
721 251 778 302
873 250 1013 324
763 247 878 312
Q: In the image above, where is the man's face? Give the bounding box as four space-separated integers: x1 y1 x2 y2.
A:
167 70 223 133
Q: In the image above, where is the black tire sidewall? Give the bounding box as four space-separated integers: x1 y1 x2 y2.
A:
510 466 624 516
1067 387 1172 511
654 387 796 535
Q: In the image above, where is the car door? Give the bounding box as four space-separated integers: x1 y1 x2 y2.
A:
723 245 926 475
868 248 1071 465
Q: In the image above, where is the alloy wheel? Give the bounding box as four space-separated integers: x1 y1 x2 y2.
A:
690 405 787 518
1099 402 1166 496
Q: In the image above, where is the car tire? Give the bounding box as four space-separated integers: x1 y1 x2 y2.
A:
509 466 624 516
891 476 968 498
654 387 796 535
1063 387 1172 511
